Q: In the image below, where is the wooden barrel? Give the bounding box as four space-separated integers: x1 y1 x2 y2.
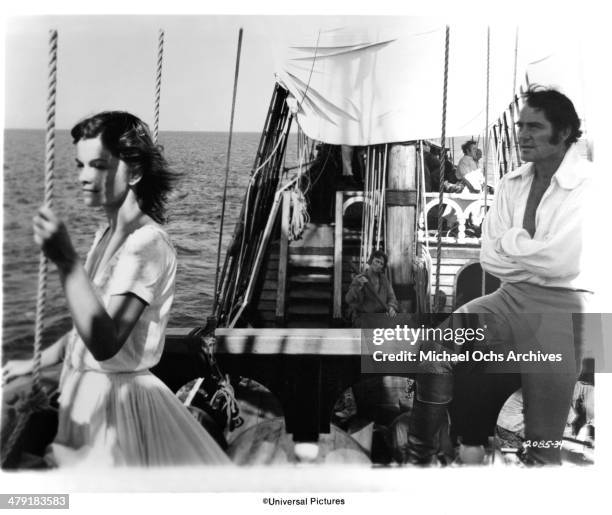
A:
227 378 284 444
227 417 371 465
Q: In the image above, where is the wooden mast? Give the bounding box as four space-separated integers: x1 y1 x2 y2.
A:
386 143 417 313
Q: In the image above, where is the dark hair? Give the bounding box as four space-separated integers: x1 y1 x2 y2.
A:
368 250 388 268
71 111 175 223
523 86 582 147
461 140 477 154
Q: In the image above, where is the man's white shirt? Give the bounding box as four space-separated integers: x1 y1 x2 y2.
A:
480 144 604 296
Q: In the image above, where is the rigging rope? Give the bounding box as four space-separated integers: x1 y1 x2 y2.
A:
234 118 290 294
376 144 388 250
359 146 386 266
512 26 519 100
433 26 450 313
2 30 58 468
412 140 432 315
212 28 243 316
481 27 491 297
153 29 164 144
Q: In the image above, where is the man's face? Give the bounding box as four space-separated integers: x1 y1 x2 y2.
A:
517 105 569 164
370 257 385 273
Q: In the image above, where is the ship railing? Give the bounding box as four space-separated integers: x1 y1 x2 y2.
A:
418 191 495 245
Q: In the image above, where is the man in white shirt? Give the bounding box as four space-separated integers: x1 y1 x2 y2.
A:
457 140 485 192
456 140 479 180
404 87 598 465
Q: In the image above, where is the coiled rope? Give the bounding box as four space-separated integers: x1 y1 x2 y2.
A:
433 26 450 313
153 29 164 144
2 30 58 468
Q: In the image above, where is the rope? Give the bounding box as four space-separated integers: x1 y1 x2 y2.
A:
287 131 313 241
376 144 388 250
32 29 59 389
481 27 491 297
512 26 519 100
359 145 386 264
433 26 450 313
234 118 290 292
210 375 243 431
2 29 58 468
1 388 58 467
413 143 431 315
196 334 243 431
153 29 164 144
297 30 321 110
212 28 243 315
418 141 429 252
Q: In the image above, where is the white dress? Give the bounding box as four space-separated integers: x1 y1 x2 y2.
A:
47 224 230 467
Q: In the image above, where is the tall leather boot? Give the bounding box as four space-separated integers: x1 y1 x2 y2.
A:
401 372 453 465
402 398 449 465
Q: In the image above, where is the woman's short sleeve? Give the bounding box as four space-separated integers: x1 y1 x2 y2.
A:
107 227 170 304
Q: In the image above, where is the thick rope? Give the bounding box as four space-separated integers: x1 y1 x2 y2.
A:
210 375 243 431
2 30 57 468
481 27 491 297
212 28 243 315
434 26 450 313
35 29 58 390
153 29 164 144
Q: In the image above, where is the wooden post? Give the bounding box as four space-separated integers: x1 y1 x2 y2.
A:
386 143 416 313
276 191 290 326
333 191 344 320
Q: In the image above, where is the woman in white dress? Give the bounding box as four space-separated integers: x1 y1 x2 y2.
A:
3 112 230 467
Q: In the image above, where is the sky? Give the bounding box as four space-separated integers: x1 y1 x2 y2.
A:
4 15 462 133
3 7 611 137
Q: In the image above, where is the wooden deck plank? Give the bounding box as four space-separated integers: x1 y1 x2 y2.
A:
166 327 363 355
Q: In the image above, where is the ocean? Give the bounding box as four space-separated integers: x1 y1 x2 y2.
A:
2 129 297 361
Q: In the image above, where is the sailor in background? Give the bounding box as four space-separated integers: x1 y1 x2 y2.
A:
335 251 404 437
345 250 398 325
405 86 600 465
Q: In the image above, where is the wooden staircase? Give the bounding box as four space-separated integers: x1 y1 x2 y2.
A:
285 225 334 328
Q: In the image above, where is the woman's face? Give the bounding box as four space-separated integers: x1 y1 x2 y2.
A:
76 136 131 209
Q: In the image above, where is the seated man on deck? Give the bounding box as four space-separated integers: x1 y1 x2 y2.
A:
404 86 600 466
456 140 485 193
345 250 398 326
425 145 463 194
337 251 405 442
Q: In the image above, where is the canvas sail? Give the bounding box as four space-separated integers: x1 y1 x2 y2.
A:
275 21 591 146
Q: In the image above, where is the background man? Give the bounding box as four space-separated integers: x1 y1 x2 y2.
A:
345 250 398 325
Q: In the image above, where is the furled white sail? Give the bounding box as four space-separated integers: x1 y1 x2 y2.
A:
275 20 590 146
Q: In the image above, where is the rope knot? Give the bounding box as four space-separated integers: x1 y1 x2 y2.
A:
210 374 243 431
13 387 56 416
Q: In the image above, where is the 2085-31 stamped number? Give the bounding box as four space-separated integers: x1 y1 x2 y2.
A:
523 440 563 449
